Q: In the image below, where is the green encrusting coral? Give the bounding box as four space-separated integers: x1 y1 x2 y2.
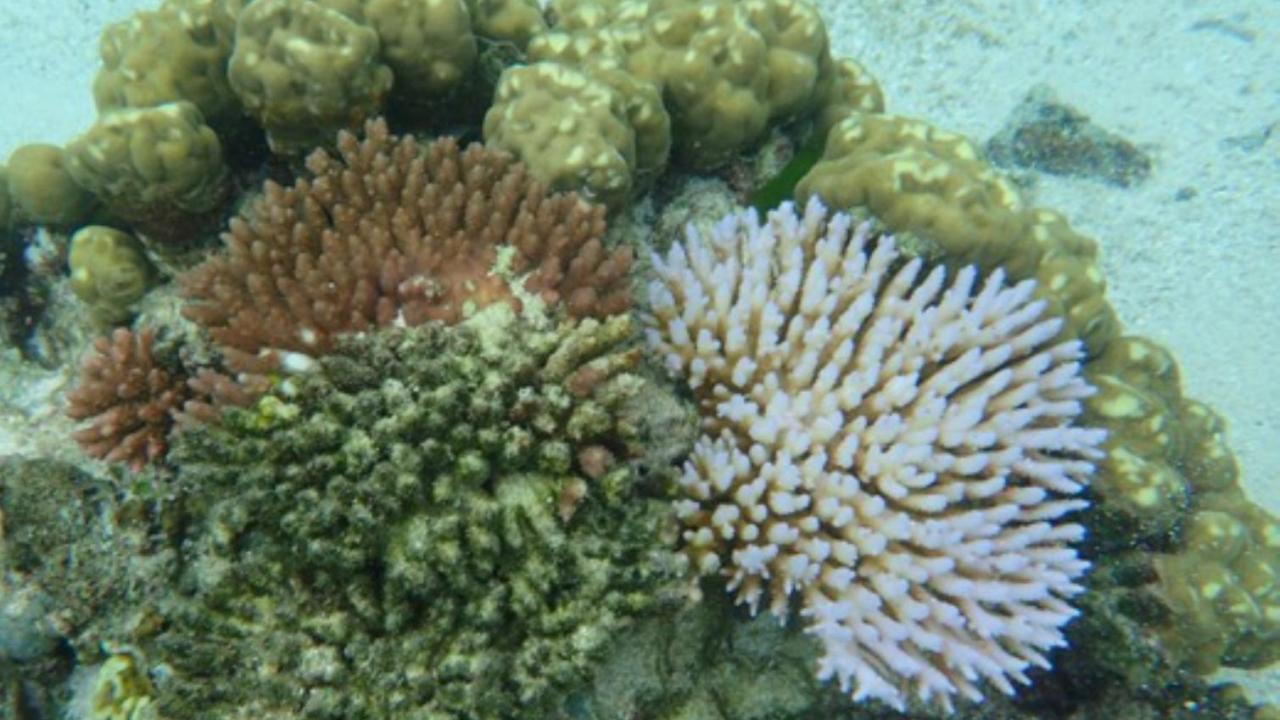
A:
157 306 694 718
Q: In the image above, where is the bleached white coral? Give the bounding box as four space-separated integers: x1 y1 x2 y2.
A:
645 197 1106 712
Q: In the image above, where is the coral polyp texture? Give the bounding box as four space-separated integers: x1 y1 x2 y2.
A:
160 308 689 719
181 118 632 380
227 0 394 154
645 198 1107 711
65 328 189 470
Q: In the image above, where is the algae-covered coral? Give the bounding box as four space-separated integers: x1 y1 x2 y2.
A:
149 307 690 718
3 0 1280 718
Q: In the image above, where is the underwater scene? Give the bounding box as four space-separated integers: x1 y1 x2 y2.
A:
0 0 1277 718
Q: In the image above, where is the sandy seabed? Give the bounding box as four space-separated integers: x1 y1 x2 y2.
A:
1 0 1277 704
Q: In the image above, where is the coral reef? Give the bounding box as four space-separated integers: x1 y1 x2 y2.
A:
227 0 394 155
67 226 156 325
64 102 229 243
181 118 632 382
646 198 1106 711
794 101 1280 690
64 328 189 470
5 0 1279 718
554 574 1275 720
466 0 548 48
483 0 870 206
92 0 246 132
152 307 691 718
797 113 1118 355
4 144 95 228
317 0 479 116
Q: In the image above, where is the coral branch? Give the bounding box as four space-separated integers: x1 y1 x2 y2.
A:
65 328 188 470
181 118 633 378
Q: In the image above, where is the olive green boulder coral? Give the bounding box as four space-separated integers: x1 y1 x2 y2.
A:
484 0 850 207
92 0 247 131
64 102 229 243
797 112 1118 354
158 306 694 718
466 0 547 48
316 0 479 115
68 226 156 325
4 143 95 227
485 62 660 208
228 0 394 154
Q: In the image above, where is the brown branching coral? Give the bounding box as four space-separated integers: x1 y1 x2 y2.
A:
65 328 189 470
181 118 633 376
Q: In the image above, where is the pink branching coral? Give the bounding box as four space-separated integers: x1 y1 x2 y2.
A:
65 328 189 470
181 118 633 377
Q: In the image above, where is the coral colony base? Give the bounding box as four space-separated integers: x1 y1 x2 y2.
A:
1 1 1279 719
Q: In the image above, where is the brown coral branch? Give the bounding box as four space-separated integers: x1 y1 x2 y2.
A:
66 328 189 470
181 118 633 377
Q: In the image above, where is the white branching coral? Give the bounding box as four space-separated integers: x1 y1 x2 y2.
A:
645 197 1106 712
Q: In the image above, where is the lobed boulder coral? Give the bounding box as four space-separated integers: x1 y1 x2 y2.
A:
485 61 665 208
155 306 692 718
797 113 1117 356
92 0 247 132
67 226 156 325
64 102 229 243
227 0 394 155
4 143 96 228
466 0 548 48
316 0 479 114
483 0 870 207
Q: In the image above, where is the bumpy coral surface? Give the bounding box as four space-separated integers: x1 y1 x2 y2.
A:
65 328 189 470
92 0 246 129
68 226 156 325
182 118 632 380
64 102 229 241
161 307 689 718
646 198 1106 711
4 143 96 227
485 0 851 205
318 0 478 107
228 0 393 154
798 113 1118 355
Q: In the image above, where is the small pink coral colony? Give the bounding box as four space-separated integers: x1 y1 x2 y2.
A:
65 328 189 471
646 197 1106 711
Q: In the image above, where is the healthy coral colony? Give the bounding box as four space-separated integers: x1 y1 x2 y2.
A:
0 0 1267 719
